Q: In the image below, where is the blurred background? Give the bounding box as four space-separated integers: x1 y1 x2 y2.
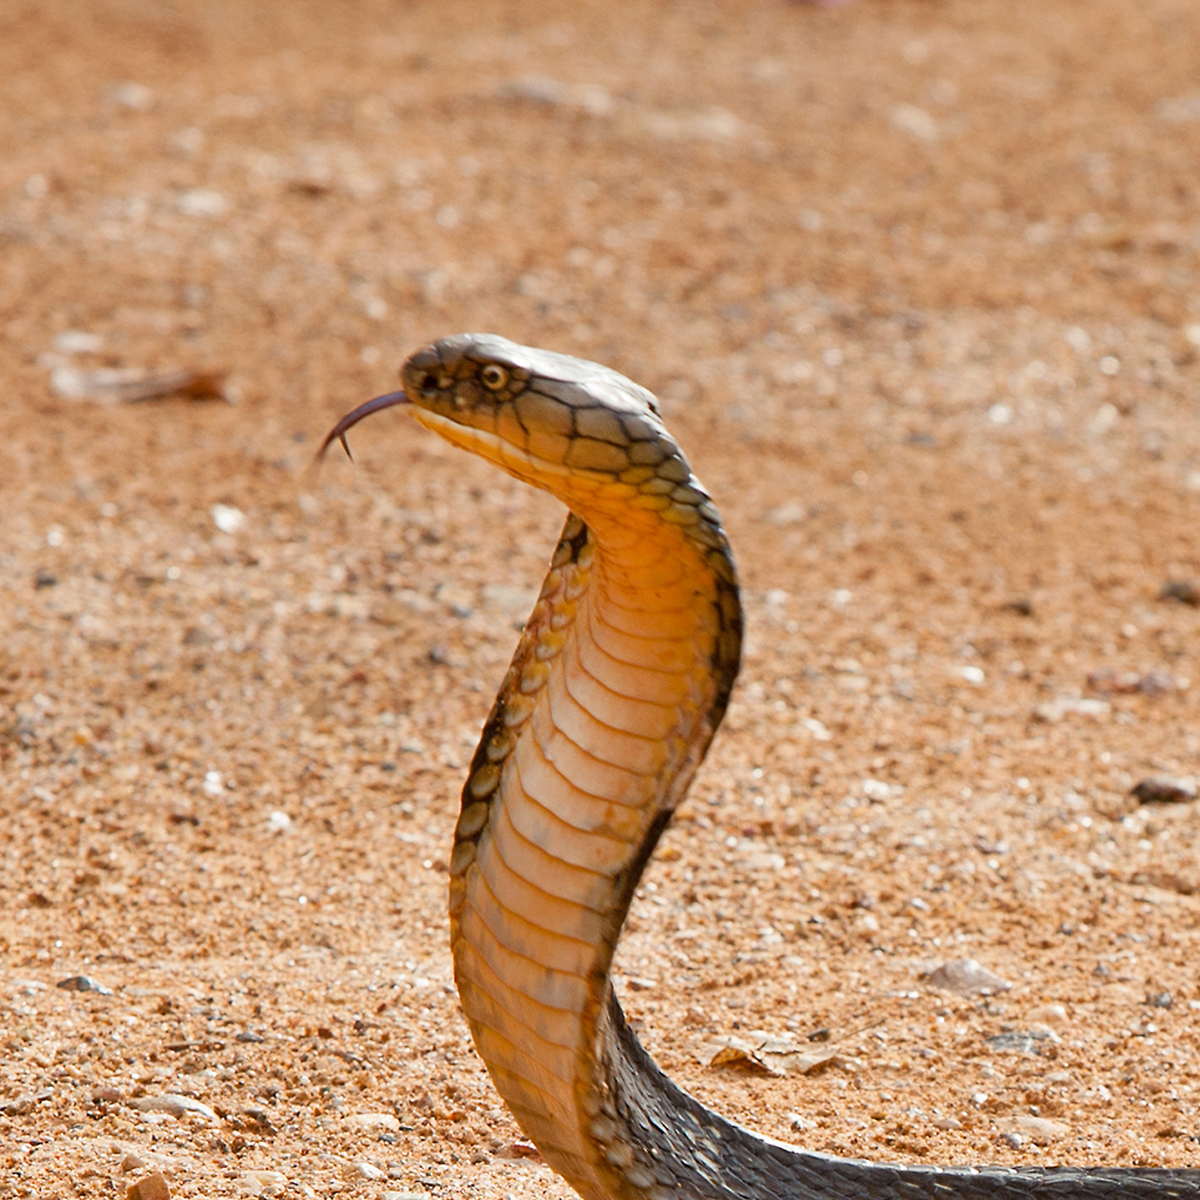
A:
2 1 1200 1196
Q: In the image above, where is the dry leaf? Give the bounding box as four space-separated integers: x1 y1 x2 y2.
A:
699 1032 838 1076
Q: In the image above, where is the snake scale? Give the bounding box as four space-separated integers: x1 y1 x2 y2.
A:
323 334 1200 1200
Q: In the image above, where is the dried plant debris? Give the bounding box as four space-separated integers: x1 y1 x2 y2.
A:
699 1032 839 1077
128 1093 219 1122
49 365 230 404
1086 669 1177 696
1132 777 1199 804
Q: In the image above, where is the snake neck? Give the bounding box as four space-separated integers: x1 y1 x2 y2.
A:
446 503 741 1200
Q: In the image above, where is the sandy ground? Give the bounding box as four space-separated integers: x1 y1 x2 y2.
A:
2 1 1200 1196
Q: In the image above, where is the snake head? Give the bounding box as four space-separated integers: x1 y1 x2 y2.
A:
390 334 686 505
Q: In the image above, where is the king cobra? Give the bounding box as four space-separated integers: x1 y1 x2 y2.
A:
323 333 1200 1200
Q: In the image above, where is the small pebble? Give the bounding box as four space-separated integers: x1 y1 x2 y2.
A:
56 974 113 995
0 1090 52 1116
267 809 294 833
235 1030 265 1043
208 501 243 535
1159 579 1199 607
179 189 228 218
506 1140 543 1160
998 1131 1024 1150
985 1030 1054 1055
1146 990 1173 1009
1032 696 1110 723
351 1161 386 1181
925 958 1012 996
932 1116 962 1131
1011 1116 1070 1143
243 1170 287 1195
125 1172 171 1200
1025 1003 1068 1026
344 1112 400 1131
120 1153 148 1173
54 329 105 354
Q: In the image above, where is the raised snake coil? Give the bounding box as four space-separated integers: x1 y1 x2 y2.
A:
324 334 1200 1200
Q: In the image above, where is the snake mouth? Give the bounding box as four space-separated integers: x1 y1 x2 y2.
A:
318 388 411 461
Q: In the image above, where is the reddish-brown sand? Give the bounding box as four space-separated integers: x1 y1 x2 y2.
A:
2 2 1200 1196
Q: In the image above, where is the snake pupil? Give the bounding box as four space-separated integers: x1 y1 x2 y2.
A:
481 364 508 391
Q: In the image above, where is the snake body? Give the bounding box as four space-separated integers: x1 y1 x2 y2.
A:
324 334 1200 1200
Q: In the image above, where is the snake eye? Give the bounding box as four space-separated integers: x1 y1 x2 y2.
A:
480 364 508 392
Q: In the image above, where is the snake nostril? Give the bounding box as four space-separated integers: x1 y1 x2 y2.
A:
418 373 438 396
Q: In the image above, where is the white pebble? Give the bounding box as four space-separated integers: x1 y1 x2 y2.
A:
243 1170 287 1196
267 810 293 834
1064 325 1091 353
1088 403 1119 434
203 770 224 797
211 503 245 534
1158 96 1200 122
959 665 985 685
987 403 1012 425
926 958 1011 996
54 330 104 354
113 82 154 110
178 189 228 218
344 1112 400 1131
1026 1003 1068 1026
1033 696 1110 723
889 103 938 142
1012 1115 1070 1143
